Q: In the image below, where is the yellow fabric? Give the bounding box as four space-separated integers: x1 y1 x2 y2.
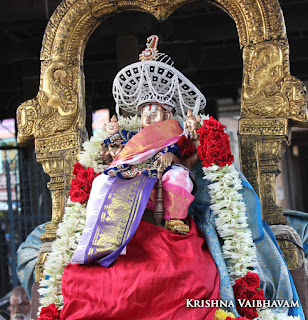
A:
214 309 236 320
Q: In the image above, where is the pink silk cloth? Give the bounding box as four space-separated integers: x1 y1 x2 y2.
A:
61 216 220 320
146 167 195 220
111 119 183 166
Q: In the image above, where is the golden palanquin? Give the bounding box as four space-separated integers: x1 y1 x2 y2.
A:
16 0 308 286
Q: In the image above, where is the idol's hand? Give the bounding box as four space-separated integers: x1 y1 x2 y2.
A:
154 152 174 172
184 109 201 141
165 219 190 235
107 140 124 159
100 144 113 164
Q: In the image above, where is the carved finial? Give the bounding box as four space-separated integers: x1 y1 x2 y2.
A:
110 115 118 122
187 109 193 117
139 35 159 61
186 109 201 122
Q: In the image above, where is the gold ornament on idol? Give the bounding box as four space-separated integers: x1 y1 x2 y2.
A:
139 35 159 61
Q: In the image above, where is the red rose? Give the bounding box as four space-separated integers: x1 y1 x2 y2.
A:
83 182 93 193
242 272 260 290
244 289 257 301
38 303 60 320
249 288 265 302
72 162 84 176
69 167 100 204
226 317 249 320
238 307 258 319
202 116 226 132
69 188 88 204
233 280 248 298
177 135 196 158
76 167 95 183
197 128 234 168
70 178 83 189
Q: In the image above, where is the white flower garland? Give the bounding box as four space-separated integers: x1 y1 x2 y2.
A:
202 163 258 283
38 201 87 308
257 309 301 320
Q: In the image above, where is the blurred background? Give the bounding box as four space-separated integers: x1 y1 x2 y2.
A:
0 0 307 316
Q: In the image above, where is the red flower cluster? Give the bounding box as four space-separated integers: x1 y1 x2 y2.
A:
233 273 265 319
197 117 234 168
38 303 61 320
177 135 196 158
69 162 100 204
226 317 249 320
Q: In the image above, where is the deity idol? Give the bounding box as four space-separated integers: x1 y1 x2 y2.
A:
17 36 305 320
98 104 201 234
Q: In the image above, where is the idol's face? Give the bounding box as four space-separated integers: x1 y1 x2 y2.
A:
140 103 168 127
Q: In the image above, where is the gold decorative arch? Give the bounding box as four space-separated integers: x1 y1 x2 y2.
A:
17 0 308 243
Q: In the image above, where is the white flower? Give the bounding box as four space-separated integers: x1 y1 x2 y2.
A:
39 201 87 308
256 309 301 319
202 163 258 283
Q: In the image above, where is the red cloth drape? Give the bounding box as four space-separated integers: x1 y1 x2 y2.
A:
61 217 220 320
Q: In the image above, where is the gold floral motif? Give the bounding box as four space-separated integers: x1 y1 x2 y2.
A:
88 175 147 259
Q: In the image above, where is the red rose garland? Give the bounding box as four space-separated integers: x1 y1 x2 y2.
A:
177 135 197 158
233 273 265 319
69 162 101 204
38 303 61 320
197 116 234 168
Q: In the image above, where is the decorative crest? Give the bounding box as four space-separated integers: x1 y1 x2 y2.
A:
139 35 159 61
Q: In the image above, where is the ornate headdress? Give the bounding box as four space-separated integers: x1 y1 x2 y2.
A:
112 35 206 118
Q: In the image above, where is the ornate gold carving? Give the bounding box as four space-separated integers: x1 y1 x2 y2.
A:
36 145 78 237
276 239 298 270
282 75 308 124
239 118 288 135
17 61 81 143
40 0 95 61
34 252 49 282
16 98 38 145
242 41 287 117
239 118 290 224
238 135 259 197
208 0 286 48
35 133 79 153
241 40 308 124
239 35 307 226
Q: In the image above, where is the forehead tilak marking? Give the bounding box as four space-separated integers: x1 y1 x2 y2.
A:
143 104 157 116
